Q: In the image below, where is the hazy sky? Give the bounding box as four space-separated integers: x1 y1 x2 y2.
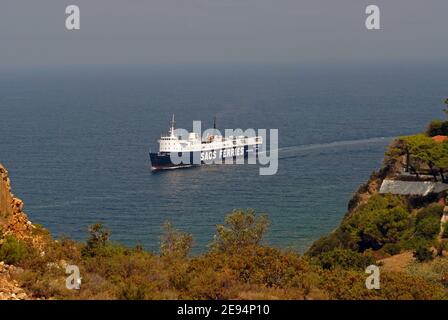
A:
1 0 447 68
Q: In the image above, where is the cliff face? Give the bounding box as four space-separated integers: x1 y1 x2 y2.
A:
0 164 33 300
0 164 33 240
343 141 402 219
0 164 12 215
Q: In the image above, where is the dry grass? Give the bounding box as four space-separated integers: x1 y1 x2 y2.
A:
379 251 415 273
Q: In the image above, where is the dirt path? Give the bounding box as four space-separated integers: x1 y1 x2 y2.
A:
378 251 415 273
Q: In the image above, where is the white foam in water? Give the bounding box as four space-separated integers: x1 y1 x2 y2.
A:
259 136 395 159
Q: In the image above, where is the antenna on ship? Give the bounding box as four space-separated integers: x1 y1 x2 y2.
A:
170 114 175 137
213 115 217 130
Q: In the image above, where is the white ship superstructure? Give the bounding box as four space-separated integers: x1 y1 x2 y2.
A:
150 115 262 170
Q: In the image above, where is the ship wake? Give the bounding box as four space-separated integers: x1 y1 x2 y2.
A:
259 136 395 159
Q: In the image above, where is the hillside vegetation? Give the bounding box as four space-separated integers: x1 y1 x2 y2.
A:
2 115 448 300
1 208 447 300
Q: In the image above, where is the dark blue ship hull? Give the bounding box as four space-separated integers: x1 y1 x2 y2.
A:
149 145 257 171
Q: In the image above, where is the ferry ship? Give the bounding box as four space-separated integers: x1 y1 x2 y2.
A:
149 116 262 171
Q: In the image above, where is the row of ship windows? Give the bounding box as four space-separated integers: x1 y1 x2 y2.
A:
163 141 254 145
162 137 259 141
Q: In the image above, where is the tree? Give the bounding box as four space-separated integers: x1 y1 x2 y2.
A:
434 141 448 182
427 119 448 136
415 215 441 240
160 221 193 259
401 134 441 181
317 248 376 270
82 223 111 257
212 209 269 253
342 194 411 251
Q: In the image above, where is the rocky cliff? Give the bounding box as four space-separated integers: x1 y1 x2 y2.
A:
0 164 36 300
0 164 34 241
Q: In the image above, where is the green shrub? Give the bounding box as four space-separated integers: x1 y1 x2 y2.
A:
383 243 401 255
160 222 193 259
426 120 448 137
415 215 440 240
81 223 111 257
306 234 341 256
317 248 376 271
308 195 414 255
211 209 269 253
411 205 443 241
400 237 431 251
342 194 412 251
187 267 238 299
0 235 28 264
92 242 128 258
413 245 434 262
416 205 443 223
307 228 358 256
118 283 147 300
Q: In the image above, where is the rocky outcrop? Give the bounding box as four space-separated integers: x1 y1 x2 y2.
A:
0 164 34 240
345 139 413 216
345 166 387 216
1 164 46 300
0 164 12 215
0 262 28 300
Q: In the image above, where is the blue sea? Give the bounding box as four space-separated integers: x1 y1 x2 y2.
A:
1 63 447 253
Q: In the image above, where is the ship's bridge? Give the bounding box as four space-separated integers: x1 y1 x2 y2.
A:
159 135 183 152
